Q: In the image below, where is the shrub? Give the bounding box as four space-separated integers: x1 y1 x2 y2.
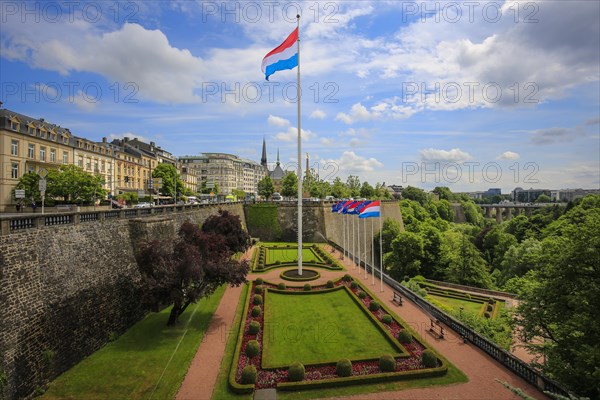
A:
251 306 261 317
486 304 493 312
256 264 264 270
398 330 413 344
241 365 257 384
369 301 380 311
246 340 260 357
488 298 495 304
253 295 263 305
275 260 281 265
303 283 312 291
343 274 352 282
255 278 264 285
278 282 286 290
350 281 359 289
379 354 396 372
336 359 352 377
288 362 305 382
422 349 437 368
466 294 472 299
326 280 334 288
255 285 263 294
484 312 491 319
381 314 393 325
249 321 260 335
358 291 367 299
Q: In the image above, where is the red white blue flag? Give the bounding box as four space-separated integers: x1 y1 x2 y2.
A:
358 200 381 218
261 28 298 81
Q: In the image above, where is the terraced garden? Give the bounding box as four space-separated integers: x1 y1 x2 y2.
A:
251 243 344 273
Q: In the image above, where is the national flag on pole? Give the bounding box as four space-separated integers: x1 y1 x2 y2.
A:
261 28 298 81
331 201 343 213
355 200 372 214
347 201 364 215
338 200 353 214
359 200 381 218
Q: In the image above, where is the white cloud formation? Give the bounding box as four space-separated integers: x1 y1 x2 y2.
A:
267 115 290 127
497 151 520 160
107 132 151 142
310 109 326 119
275 127 315 142
336 98 416 124
322 151 383 174
320 137 335 146
420 148 472 163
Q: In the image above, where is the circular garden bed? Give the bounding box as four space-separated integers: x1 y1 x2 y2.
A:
279 268 320 282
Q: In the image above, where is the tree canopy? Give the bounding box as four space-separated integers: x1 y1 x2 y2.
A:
257 175 274 199
281 172 298 198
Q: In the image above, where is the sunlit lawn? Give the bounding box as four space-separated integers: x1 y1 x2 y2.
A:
266 247 321 264
43 286 226 400
427 294 485 316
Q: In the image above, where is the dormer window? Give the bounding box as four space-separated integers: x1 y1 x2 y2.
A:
10 120 19 131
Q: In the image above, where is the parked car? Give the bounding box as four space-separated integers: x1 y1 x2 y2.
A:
133 202 153 208
272 192 282 201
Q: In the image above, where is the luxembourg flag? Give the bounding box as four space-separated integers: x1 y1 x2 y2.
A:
261 28 298 81
359 200 381 218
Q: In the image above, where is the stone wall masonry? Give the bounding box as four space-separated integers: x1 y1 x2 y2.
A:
0 202 245 400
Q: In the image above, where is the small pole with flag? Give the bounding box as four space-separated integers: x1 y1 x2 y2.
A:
358 200 383 292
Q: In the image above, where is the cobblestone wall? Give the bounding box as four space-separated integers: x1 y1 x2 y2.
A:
0 203 245 400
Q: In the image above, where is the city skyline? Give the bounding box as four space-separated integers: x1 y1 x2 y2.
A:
1 1 599 192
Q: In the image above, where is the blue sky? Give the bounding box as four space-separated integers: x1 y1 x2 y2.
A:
1 0 599 193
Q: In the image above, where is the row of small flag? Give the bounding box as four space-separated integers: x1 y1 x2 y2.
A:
331 200 381 218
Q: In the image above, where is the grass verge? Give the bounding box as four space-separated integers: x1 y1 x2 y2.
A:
42 286 226 400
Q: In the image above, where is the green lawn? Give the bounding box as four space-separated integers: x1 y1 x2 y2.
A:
427 294 484 316
43 286 226 400
266 247 321 264
262 289 400 368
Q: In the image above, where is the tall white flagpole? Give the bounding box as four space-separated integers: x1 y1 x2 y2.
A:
380 207 384 292
368 218 373 285
342 211 345 259
371 218 375 285
296 14 302 276
352 214 355 268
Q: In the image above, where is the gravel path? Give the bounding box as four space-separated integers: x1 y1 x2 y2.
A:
176 245 548 400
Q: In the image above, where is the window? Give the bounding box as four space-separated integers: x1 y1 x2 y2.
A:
101 161 105 172
27 165 35 173
28 144 35 159
11 163 19 179
94 161 98 173
40 147 46 161
40 130 46 139
63 151 69 164
78 157 83 168
10 121 19 131
28 126 35 135
50 148 56 162
11 140 18 156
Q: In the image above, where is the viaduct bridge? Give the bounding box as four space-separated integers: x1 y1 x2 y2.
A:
478 203 558 223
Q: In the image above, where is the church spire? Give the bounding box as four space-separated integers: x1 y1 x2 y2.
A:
261 137 267 167
276 148 280 165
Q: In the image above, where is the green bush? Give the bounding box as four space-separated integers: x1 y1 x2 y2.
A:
369 301 380 311
255 285 263 294
275 260 281 265
241 365 257 384
326 280 334 288
381 314 393 325
336 359 353 377
358 291 367 299
343 274 352 282
303 283 312 291
255 278 264 285
253 295 263 305
288 362 305 382
350 281 359 289
484 312 491 319
246 340 260 358
488 298 495 304
251 306 261 317
278 282 286 290
398 330 413 344
486 304 493 312
256 264 264 270
249 321 260 335
421 349 437 368
379 354 396 372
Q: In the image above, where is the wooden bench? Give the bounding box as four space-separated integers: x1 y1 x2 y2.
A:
429 319 445 339
392 291 403 306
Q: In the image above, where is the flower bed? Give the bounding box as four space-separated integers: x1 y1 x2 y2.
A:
252 243 344 273
229 278 448 392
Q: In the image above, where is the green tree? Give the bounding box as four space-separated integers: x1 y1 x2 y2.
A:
233 189 246 200
514 204 600 397
14 172 41 202
535 194 552 203
375 182 392 199
499 238 543 279
331 177 349 198
434 199 455 222
420 224 444 279
504 214 534 242
309 179 331 198
346 175 361 197
257 175 274 199
380 219 403 254
281 171 298 198
385 231 424 280
401 186 428 205
441 230 492 288
46 165 106 204
432 186 453 201
152 163 184 198
359 181 375 198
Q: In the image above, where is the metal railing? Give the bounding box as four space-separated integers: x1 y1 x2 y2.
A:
328 240 571 398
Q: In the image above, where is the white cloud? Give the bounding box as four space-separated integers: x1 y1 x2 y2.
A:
420 148 472 163
497 151 520 160
322 151 383 174
72 90 98 112
107 132 151 142
336 98 416 124
268 115 290 127
310 109 326 119
275 127 315 142
320 137 335 146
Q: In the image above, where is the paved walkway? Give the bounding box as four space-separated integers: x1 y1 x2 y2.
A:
177 245 548 400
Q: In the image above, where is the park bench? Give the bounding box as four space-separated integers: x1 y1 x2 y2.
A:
392 291 403 306
429 319 445 339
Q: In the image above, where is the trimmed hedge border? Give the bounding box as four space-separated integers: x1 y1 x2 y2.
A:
228 283 255 394
251 243 345 273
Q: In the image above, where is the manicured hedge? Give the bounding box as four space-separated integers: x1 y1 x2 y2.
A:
336 359 352 377
278 282 287 290
326 280 334 288
288 362 305 382
398 330 412 344
369 301 380 311
249 321 260 335
379 354 396 372
241 365 257 384
251 306 261 317
253 295 263 305
246 340 260 358
381 314 393 325
422 350 437 368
